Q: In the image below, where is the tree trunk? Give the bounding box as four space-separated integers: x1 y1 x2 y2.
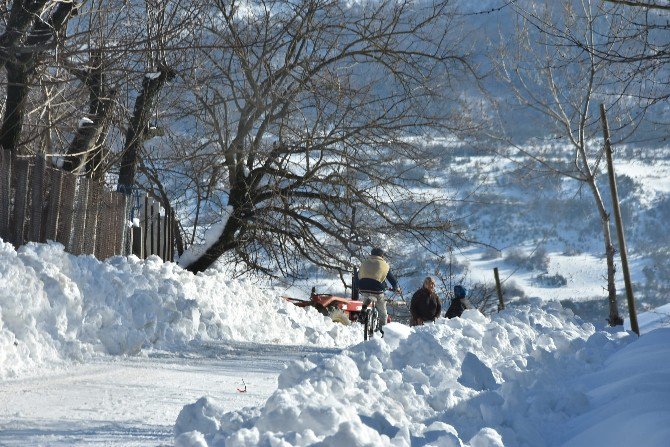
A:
602 217 622 325
184 184 248 273
117 68 175 194
63 52 116 176
0 1 76 154
588 178 623 326
0 0 51 70
0 61 29 153
184 215 241 273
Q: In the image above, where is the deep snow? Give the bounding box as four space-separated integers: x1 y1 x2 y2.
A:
1 240 669 446
174 303 670 447
0 240 360 380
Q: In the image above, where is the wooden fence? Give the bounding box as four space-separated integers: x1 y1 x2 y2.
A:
128 191 176 261
0 152 175 262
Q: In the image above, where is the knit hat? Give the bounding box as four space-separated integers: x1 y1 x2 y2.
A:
371 247 385 257
454 285 467 299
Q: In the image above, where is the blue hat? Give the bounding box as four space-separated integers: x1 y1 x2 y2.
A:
454 285 467 298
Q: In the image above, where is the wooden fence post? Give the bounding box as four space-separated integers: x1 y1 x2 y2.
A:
0 151 12 241
600 104 639 336
156 205 162 259
58 173 77 249
130 194 143 258
30 154 46 242
45 168 64 242
13 158 30 247
169 208 175 262
494 267 505 311
94 191 114 259
143 194 149 258
115 193 129 256
69 177 90 254
162 208 168 260
84 181 102 255
149 199 156 256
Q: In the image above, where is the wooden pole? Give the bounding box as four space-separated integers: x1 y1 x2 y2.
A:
150 200 155 256
30 154 46 242
600 103 639 336
143 194 149 258
494 267 505 311
350 206 359 300
169 208 174 262
0 151 13 240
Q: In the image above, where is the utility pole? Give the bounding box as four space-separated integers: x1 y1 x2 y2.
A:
600 104 639 335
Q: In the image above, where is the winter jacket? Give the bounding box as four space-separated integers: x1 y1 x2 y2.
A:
358 255 398 294
410 287 442 326
445 297 474 319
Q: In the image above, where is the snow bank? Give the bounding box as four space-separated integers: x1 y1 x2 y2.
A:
174 302 662 447
0 240 361 378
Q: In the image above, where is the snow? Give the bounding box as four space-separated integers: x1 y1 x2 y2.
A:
0 0 668 444
78 117 94 128
0 239 360 379
0 236 669 446
0 342 329 446
176 304 670 447
177 206 233 268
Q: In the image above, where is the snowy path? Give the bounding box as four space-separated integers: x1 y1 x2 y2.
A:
0 342 339 447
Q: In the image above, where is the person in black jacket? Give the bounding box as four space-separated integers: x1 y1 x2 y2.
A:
410 277 442 326
445 285 474 319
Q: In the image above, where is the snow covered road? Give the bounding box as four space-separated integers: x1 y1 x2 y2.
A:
0 342 339 446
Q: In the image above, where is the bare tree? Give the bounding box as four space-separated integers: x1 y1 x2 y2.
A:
604 0 670 10
498 0 640 325
158 0 480 275
0 0 77 154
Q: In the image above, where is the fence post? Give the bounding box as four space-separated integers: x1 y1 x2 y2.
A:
69 177 90 254
162 207 168 260
143 194 149 258
166 207 171 262
116 193 129 256
494 267 505 311
130 194 143 258
600 104 639 335
150 199 156 256
59 173 77 249
169 208 176 262
94 191 113 259
84 181 102 255
45 168 64 242
0 151 12 241
13 158 31 247
157 205 163 259
30 154 46 242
